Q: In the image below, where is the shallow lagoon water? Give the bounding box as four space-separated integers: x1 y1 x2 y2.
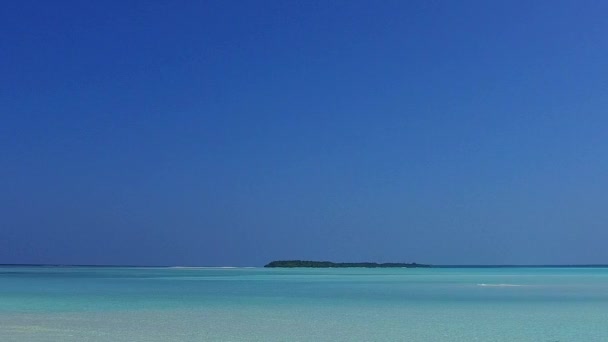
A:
1 266 608 341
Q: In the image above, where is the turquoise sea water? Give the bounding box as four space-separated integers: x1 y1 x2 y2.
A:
1 267 608 341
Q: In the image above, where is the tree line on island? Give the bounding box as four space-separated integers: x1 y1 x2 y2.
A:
264 260 430 268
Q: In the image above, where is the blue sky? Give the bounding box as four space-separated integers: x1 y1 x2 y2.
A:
2 1 608 266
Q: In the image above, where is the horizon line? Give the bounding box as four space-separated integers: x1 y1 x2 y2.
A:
2 263 608 268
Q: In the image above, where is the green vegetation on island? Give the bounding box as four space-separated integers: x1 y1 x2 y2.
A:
264 260 430 268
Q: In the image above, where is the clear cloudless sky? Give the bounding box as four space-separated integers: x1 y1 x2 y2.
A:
2 0 608 266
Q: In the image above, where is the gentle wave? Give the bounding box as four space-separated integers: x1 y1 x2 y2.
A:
169 266 245 269
477 283 524 287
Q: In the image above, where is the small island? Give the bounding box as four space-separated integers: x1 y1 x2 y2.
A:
264 260 430 268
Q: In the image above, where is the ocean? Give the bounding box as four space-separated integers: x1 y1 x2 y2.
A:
1 266 607 341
